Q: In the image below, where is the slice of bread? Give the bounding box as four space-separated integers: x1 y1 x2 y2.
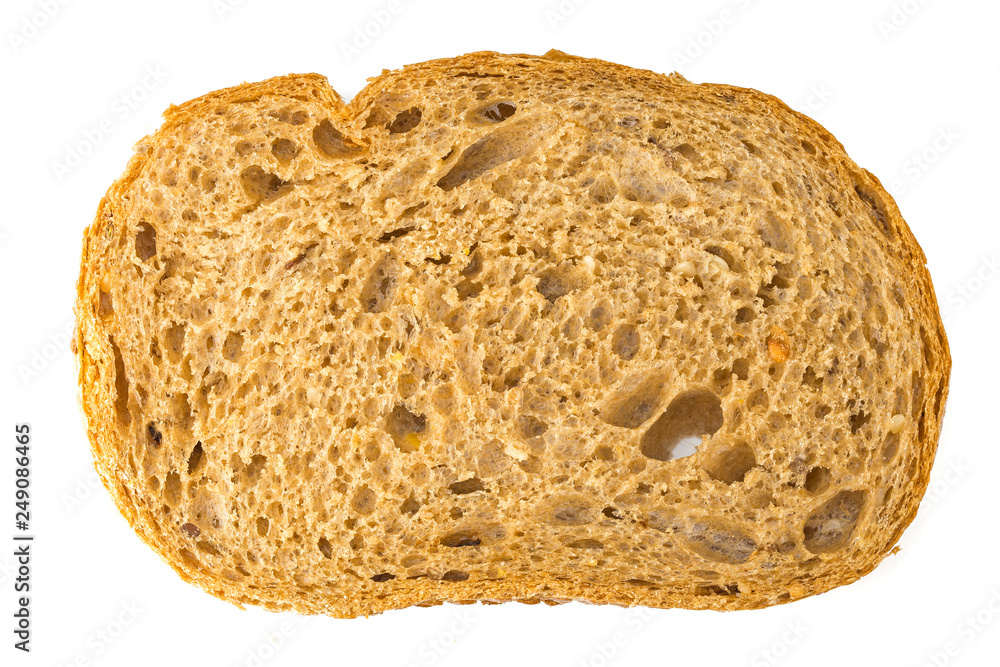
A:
75 51 951 616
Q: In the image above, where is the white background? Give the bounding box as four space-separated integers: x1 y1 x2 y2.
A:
0 0 997 665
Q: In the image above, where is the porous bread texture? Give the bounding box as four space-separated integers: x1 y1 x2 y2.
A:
75 50 951 617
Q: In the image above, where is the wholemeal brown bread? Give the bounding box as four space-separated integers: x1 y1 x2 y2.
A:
75 50 951 617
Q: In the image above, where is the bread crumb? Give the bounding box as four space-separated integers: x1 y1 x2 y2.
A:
503 443 529 461
671 261 697 279
889 414 906 433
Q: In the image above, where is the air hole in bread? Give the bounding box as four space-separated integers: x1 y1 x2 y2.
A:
543 495 595 525
372 572 397 582
482 101 516 122
747 389 769 413
351 485 377 515
536 268 578 303
170 392 192 429
449 477 485 495
200 173 218 193
318 537 333 559
235 140 255 157
387 107 422 134
800 140 816 155
378 226 414 243
400 496 421 515
360 254 399 313
602 506 623 520
803 490 867 553
196 541 220 556
240 166 288 202
673 143 700 162
758 211 794 254
567 539 604 550
600 372 669 429
735 306 756 323
163 323 186 363
804 466 831 493
848 401 871 434
705 442 756 484
312 119 362 158
187 442 205 475
436 116 550 191
585 301 612 332
801 366 823 389
456 278 483 300
164 472 181 507
109 337 131 426
640 389 723 461
386 405 426 452
612 324 640 360
853 181 893 238
266 108 307 125
685 520 757 564
594 445 615 462
97 289 114 319
256 517 269 537
425 253 451 266
222 332 243 361
440 531 481 548
242 455 266 484
917 408 928 442
270 137 298 162
730 358 750 381
516 415 548 440
626 578 659 588
694 583 740 596
146 423 162 448
135 222 157 261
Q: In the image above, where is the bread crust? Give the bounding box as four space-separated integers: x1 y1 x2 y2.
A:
75 51 951 616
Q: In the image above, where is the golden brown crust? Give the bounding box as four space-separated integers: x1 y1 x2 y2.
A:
75 50 950 617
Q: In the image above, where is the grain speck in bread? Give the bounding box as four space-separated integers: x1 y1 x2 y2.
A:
74 51 951 616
